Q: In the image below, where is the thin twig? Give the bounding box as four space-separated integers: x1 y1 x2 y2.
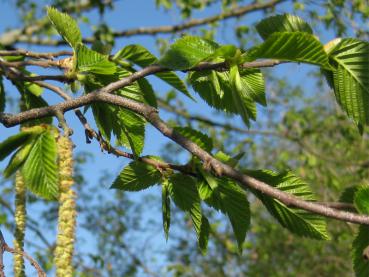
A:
3 0 284 46
0 49 72 59
0 59 70 69
0 0 114 46
0 230 46 277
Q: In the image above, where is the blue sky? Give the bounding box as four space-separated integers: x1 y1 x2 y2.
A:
0 1 342 275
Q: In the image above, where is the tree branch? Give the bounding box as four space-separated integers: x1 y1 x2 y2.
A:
84 0 285 42
1 64 368 225
0 0 114 46
0 49 72 59
0 230 46 277
0 0 284 46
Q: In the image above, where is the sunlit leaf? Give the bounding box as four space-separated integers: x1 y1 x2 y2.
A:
47 7 82 49
173 126 213 152
168 174 209 253
249 32 331 69
76 44 117 74
204 178 250 253
21 130 59 199
111 159 162 191
256 14 313 40
248 170 329 240
160 36 219 70
115 44 190 98
324 39 369 126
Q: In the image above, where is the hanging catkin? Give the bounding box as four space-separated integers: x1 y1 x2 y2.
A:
13 171 26 277
54 136 76 277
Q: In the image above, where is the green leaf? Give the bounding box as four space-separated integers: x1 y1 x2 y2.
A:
352 226 369 277
76 44 117 74
190 203 210 254
21 130 59 199
249 32 331 69
114 44 191 98
25 80 43 97
256 14 313 40
3 139 36 178
339 186 360 203
214 151 244 167
354 185 369 215
0 76 5 113
0 126 45 162
173 126 213 152
20 90 52 126
136 77 158 108
12 81 52 125
189 68 264 125
114 109 146 156
162 179 171 240
324 39 369 126
204 178 250 253
197 179 213 200
159 36 219 70
230 64 254 125
248 170 329 240
210 45 239 60
91 103 113 141
47 7 82 49
85 73 147 155
168 174 209 253
111 159 162 191
0 132 32 161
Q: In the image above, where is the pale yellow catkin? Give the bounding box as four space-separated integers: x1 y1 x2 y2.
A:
14 171 26 277
54 136 76 277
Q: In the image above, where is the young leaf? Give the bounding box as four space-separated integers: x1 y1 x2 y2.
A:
197 166 218 190
214 151 244 167
189 68 264 125
324 39 369 126
0 76 5 113
12 81 52 125
256 14 313 40
168 174 209 253
47 7 82 49
111 159 162 191
3 139 36 178
84 73 147 155
0 126 45 162
113 44 192 99
173 126 213 152
249 32 331 69
339 186 360 203
197 179 213 200
248 170 329 240
159 36 219 70
76 44 117 74
230 64 255 125
354 185 369 215
21 130 59 199
190 204 210 254
0 132 33 161
204 178 250 253
352 226 369 277
114 109 146 156
162 179 171 240
136 77 158 108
